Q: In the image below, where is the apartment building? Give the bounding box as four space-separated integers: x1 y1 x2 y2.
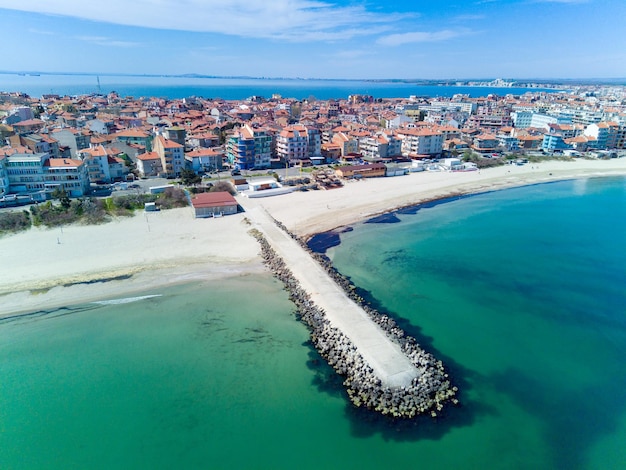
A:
4 153 89 198
226 124 272 170
396 128 444 157
153 135 185 177
359 132 403 161
276 124 321 163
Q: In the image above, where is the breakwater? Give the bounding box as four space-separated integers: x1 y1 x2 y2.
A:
249 224 457 419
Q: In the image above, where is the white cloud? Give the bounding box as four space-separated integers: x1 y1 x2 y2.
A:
28 28 56 35
76 36 142 47
377 29 469 46
0 0 405 42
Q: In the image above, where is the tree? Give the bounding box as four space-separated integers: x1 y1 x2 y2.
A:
52 187 71 210
180 168 202 186
462 150 475 162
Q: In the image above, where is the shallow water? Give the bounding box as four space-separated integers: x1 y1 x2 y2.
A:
1 177 625 469
327 177 626 469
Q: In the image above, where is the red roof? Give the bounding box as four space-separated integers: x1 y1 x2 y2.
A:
191 191 237 208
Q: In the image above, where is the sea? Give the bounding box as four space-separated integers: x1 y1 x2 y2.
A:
1 177 625 470
0 74 560 101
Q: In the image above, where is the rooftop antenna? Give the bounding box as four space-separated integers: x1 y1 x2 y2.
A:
97 76 101 94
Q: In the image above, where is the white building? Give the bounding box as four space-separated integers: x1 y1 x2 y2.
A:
396 128 444 157
4 153 90 198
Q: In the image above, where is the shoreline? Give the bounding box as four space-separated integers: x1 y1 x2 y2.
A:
251 158 626 239
2 158 626 319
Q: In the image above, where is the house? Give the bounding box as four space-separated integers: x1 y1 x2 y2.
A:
191 191 238 218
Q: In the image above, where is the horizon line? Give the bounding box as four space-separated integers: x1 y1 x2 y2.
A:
1 71 625 85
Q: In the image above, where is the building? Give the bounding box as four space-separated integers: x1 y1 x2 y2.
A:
79 145 114 183
185 148 224 174
396 128 444 157
153 135 185 177
276 124 321 164
226 124 272 170
136 152 163 178
114 129 153 152
335 163 386 179
4 153 90 198
359 132 403 161
44 157 91 197
331 132 359 157
0 155 9 196
191 191 238 218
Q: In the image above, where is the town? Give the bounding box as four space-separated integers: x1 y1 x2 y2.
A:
1 83 625 207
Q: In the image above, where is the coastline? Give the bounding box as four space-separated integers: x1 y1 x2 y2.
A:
0 208 264 318
252 158 626 238
2 158 626 318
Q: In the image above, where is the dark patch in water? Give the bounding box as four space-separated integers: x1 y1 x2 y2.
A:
62 274 133 287
488 367 626 470
365 213 401 224
307 232 342 253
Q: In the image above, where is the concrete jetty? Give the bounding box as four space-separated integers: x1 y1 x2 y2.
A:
245 204 418 387
241 199 456 417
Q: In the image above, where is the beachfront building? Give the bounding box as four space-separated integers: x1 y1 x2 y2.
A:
44 157 91 197
191 191 238 218
4 153 90 198
226 124 272 170
153 135 185 177
584 123 612 149
0 156 8 196
4 153 49 197
396 128 444 157
276 124 321 164
185 147 224 174
472 134 500 154
542 131 571 153
359 132 403 161
78 145 114 183
335 163 386 179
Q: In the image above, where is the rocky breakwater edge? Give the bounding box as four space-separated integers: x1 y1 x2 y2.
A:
249 222 458 420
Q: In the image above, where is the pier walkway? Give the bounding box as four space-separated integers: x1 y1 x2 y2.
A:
241 200 419 388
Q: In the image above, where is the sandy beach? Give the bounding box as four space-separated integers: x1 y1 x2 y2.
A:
2 158 625 317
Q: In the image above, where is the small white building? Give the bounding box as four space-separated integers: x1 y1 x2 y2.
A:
442 158 462 170
242 178 294 198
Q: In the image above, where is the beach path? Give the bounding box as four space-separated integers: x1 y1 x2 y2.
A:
240 198 419 388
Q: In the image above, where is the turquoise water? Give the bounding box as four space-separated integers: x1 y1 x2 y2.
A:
327 177 626 470
1 177 625 469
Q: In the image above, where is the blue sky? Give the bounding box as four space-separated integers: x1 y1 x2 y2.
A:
0 0 624 79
